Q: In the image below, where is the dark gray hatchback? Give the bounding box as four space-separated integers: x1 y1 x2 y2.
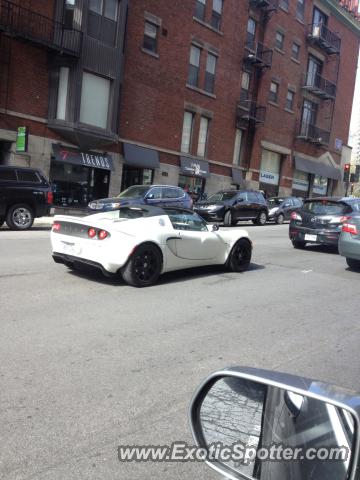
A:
289 197 360 249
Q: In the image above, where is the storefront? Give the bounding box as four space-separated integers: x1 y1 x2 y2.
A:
259 149 281 197
179 157 210 201
293 155 341 198
50 145 114 207
121 143 160 191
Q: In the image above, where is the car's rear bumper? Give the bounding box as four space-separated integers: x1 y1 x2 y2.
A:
52 253 118 277
289 226 340 246
339 233 360 260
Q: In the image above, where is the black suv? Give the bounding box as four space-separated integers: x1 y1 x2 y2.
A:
0 166 53 230
194 190 268 226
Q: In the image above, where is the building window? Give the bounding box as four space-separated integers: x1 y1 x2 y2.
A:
306 55 322 86
80 72 110 129
56 67 70 120
211 0 223 30
204 53 217 93
269 81 279 103
279 0 289 11
194 0 206 21
286 90 295 111
143 21 158 53
275 31 284 50
313 7 327 26
240 71 251 101
246 18 256 49
88 0 118 45
181 111 195 153
296 0 305 21
300 99 317 135
197 116 210 157
291 42 300 60
233 129 244 166
64 0 75 29
188 45 201 87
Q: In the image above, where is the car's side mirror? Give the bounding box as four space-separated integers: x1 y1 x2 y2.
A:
284 203 291 208
212 224 220 232
189 367 360 480
236 198 244 203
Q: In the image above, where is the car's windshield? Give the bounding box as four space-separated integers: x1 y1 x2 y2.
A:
117 186 150 198
206 191 238 202
303 201 350 215
267 198 285 207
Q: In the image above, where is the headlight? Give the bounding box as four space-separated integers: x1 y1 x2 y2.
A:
206 204 223 211
269 207 279 215
88 202 104 210
109 202 121 209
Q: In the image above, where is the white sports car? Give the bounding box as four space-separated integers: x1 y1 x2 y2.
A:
51 206 253 287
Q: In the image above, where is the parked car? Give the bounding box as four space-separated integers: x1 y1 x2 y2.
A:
88 185 193 212
0 165 53 230
289 197 360 249
189 366 359 480
194 190 268 226
339 215 360 270
51 205 253 287
267 196 303 224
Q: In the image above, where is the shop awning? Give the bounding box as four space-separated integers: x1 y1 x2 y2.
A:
52 144 114 171
232 168 245 186
123 143 160 169
180 157 210 178
294 155 341 181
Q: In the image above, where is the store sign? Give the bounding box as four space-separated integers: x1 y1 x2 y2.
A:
52 144 114 171
313 184 328 195
260 171 279 185
292 178 309 192
16 127 28 153
180 157 210 178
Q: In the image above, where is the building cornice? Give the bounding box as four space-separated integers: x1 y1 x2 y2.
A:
320 0 360 37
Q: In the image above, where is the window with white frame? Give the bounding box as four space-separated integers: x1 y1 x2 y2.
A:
181 111 195 153
204 53 217 94
233 129 244 166
269 81 279 103
197 116 210 157
188 45 201 87
56 67 70 120
194 0 206 21
143 21 158 53
211 0 223 30
79 72 111 129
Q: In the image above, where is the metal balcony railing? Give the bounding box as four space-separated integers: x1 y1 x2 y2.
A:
0 0 82 56
307 23 341 54
298 123 330 145
250 0 279 12
302 73 337 100
245 40 273 69
237 100 266 125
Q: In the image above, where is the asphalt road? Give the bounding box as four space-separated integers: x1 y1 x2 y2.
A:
0 223 359 480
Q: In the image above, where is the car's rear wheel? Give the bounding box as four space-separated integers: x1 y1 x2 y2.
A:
346 257 360 270
276 213 284 225
254 211 267 226
122 243 162 287
227 239 252 272
292 240 306 249
6 204 34 230
224 210 235 227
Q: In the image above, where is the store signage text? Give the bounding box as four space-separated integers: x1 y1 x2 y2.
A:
260 171 279 185
80 153 111 169
184 162 207 177
292 178 309 192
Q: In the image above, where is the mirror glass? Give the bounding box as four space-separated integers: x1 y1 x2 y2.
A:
199 376 355 480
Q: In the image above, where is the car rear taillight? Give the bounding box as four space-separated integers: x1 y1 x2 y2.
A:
47 191 54 204
52 222 61 232
98 230 108 240
291 212 302 221
88 228 97 238
342 223 359 235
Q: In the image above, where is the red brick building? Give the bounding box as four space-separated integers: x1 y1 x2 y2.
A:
0 0 359 207
120 0 360 199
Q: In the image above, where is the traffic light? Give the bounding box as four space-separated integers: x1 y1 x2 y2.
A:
344 163 351 183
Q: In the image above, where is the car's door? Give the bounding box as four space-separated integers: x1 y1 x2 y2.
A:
233 192 250 219
247 191 261 219
167 210 224 261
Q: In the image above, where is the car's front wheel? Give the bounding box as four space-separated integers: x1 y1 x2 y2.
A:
227 239 252 272
346 257 360 270
122 243 162 287
254 211 267 226
6 204 34 230
292 240 306 249
223 210 236 227
276 213 285 225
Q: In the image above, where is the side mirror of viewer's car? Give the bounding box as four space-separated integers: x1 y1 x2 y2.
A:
212 224 220 232
189 367 360 480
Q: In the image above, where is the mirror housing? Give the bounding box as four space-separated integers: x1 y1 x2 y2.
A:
189 367 360 480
